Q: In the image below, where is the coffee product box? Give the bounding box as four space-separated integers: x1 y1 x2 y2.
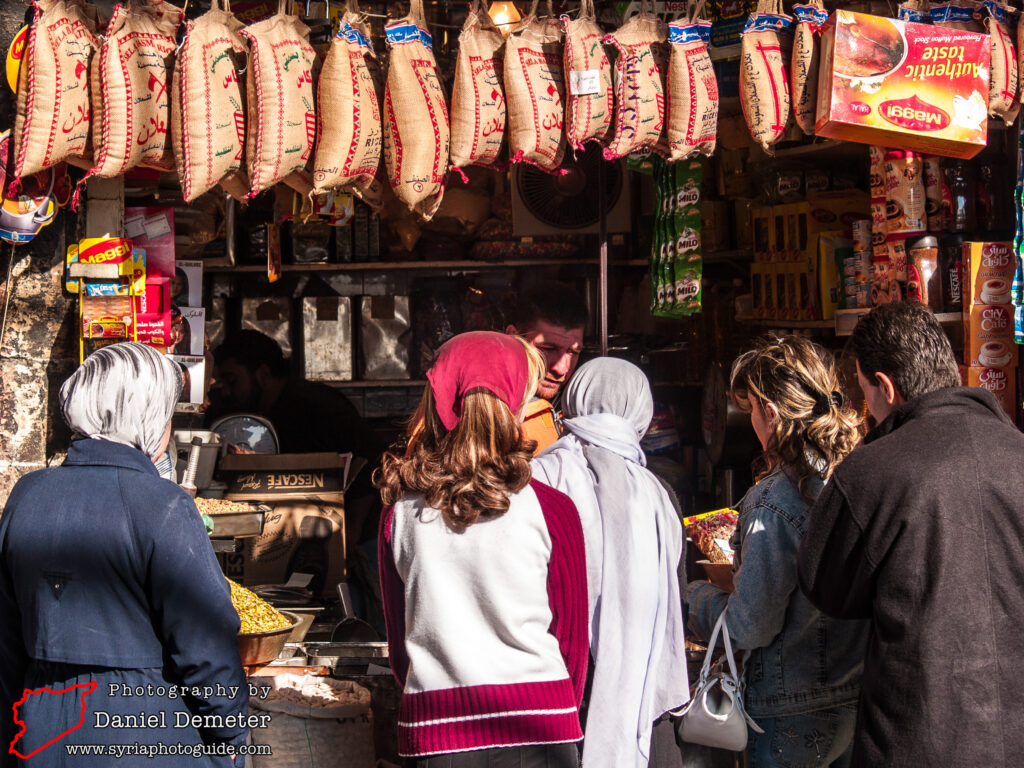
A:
962 242 1016 306
816 11 990 158
963 304 1016 368
962 365 1017 417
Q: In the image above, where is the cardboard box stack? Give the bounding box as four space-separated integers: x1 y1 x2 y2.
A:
960 242 1018 417
749 191 868 321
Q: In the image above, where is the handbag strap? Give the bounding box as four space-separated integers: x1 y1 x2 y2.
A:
700 609 739 684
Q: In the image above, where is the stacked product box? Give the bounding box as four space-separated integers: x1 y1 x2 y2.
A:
961 242 1018 416
749 192 868 320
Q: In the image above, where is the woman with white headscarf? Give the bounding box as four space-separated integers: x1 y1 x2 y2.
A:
0 343 248 768
532 357 690 768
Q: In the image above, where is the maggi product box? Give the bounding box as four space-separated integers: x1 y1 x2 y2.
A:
816 11 990 158
964 304 1016 368
962 241 1016 306
961 365 1017 418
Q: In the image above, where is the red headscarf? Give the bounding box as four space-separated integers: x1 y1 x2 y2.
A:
426 331 530 430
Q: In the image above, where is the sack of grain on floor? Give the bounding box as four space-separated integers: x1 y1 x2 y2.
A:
382 0 450 219
312 0 384 207
740 0 793 154
790 0 827 135
984 0 1020 124
449 0 506 173
666 0 717 160
505 0 566 173
603 0 670 160
171 0 248 202
239 0 318 198
562 0 612 150
12 0 100 184
86 0 183 181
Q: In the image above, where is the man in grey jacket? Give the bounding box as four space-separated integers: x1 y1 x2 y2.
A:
798 301 1024 768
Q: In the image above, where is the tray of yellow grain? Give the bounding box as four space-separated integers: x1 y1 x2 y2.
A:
196 498 269 538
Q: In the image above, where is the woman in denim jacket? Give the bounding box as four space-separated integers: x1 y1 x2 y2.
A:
686 337 871 768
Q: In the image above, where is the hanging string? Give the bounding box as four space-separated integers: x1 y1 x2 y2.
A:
0 244 15 359
358 9 463 28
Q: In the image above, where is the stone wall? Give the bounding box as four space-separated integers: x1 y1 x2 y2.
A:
0 3 79 503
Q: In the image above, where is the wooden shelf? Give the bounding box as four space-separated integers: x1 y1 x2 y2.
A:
758 139 864 160
935 312 963 324
738 317 835 329
205 258 648 273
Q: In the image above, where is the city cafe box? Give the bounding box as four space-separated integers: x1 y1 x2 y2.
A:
815 11 990 158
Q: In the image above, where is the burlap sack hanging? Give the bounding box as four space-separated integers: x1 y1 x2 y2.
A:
382 0 450 219
12 0 100 184
985 0 1020 124
311 0 384 206
449 0 506 173
790 0 826 135
505 0 567 173
739 0 793 154
604 0 670 160
562 0 612 150
666 0 718 160
85 0 183 183
239 0 318 198
172 0 249 202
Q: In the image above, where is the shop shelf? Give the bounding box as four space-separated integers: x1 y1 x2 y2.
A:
738 316 835 329
935 312 963 324
205 258 649 273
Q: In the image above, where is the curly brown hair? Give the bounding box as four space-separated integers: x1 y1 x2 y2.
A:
729 335 862 502
374 338 544 532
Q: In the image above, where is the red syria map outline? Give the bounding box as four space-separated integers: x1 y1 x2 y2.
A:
8 680 97 759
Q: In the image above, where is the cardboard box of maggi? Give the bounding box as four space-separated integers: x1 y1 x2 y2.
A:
964 305 1016 368
962 242 1016 306
961 365 1017 418
816 11 990 158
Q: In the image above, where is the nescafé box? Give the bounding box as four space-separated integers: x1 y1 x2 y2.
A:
816 11 989 158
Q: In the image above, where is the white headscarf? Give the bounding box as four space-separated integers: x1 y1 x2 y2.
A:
532 358 688 768
60 343 182 459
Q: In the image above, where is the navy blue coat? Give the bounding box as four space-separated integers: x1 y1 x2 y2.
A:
0 439 247 767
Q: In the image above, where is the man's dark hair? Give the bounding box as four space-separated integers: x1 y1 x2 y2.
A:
851 301 960 401
512 282 588 332
214 329 290 378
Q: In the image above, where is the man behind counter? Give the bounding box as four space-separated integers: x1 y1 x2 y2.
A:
505 282 588 454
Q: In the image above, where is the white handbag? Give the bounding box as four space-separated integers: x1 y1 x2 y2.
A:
674 608 763 751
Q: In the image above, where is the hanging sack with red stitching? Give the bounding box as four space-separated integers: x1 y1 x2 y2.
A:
505 0 566 173
449 0 505 174
666 0 717 160
739 0 793 154
312 0 384 206
382 0 450 219
604 0 670 160
985 1 1020 124
239 0 318 197
562 0 612 150
86 0 183 183
12 0 100 183
790 0 826 134
171 0 248 202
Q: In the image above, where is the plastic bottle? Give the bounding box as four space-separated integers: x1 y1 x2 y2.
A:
946 161 976 234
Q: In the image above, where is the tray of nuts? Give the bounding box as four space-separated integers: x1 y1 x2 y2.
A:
196 498 269 538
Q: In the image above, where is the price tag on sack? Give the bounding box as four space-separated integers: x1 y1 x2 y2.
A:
569 69 601 96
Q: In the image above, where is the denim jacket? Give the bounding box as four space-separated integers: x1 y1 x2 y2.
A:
686 467 870 718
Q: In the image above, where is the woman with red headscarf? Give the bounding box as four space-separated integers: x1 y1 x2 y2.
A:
375 331 589 768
